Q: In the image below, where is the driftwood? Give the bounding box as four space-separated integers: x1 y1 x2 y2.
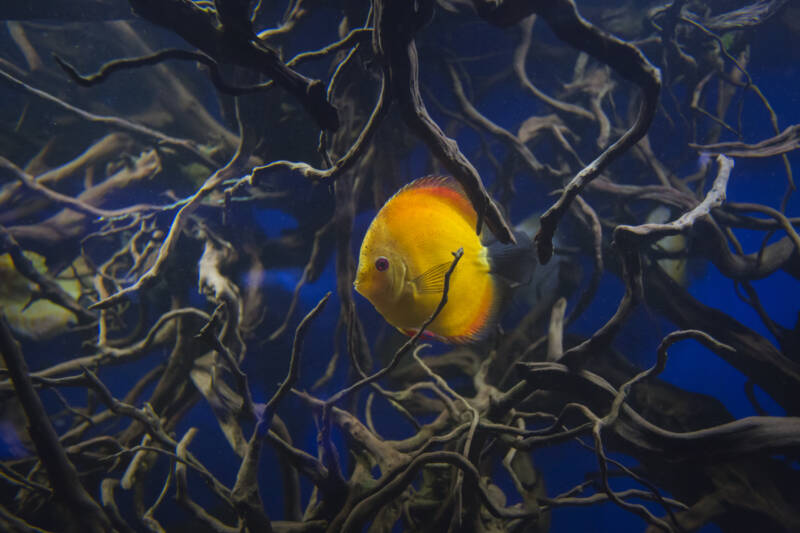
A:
0 1 798 532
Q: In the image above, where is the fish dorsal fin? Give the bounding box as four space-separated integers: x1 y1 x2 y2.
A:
412 260 452 294
392 176 477 227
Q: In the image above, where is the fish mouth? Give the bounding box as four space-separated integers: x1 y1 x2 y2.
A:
353 278 370 299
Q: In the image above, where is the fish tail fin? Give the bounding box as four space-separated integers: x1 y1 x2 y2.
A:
487 229 537 288
513 213 542 242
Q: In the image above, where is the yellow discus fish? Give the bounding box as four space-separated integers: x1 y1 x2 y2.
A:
0 251 85 340
354 176 532 343
646 206 688 286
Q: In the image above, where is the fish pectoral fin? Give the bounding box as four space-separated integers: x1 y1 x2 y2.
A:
412 261 452 294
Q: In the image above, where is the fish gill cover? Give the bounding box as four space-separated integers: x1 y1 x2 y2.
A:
0 0 798 532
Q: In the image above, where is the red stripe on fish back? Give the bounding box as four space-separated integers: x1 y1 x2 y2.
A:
393 176 477 227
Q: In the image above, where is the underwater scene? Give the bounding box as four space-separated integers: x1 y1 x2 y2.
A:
1 0 799 532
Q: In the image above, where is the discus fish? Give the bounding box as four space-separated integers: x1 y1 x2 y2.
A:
0 251 86 340
353 176 534 343
646 205 688 286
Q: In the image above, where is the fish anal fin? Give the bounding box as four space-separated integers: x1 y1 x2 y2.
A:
402 328 449 343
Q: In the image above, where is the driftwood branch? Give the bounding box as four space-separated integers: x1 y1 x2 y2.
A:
0 67 216 166
472 0 662 262
2 1 798 531
690 124 800 158
374 0 515 243
125 0 339 131
0 316 111 532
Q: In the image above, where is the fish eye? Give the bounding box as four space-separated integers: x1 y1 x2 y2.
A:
375 257 389 272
